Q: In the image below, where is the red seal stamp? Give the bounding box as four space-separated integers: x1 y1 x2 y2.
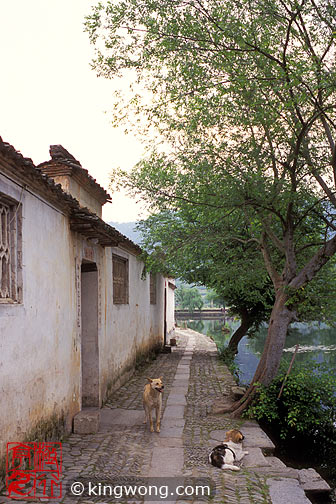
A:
6 442 62 500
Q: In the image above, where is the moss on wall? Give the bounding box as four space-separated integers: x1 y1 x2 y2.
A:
103 338 163 404
0 411 68 488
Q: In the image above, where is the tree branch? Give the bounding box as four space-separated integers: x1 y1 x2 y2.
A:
260 232 282 288
289 233 336 290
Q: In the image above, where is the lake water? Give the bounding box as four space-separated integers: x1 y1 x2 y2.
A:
178 318 336 385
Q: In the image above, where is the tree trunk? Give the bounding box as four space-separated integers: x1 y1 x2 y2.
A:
228 307 253 354
218 289 296 417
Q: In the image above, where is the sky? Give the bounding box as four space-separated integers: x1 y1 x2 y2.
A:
0 0 148 223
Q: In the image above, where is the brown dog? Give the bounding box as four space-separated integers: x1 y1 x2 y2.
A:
143 377 164 432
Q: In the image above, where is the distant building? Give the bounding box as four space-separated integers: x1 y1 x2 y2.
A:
0 139 174 467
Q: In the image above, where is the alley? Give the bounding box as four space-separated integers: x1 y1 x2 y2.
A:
2 329 329 504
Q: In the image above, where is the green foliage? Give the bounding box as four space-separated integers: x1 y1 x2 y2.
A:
137 210 275 333
247 361 336 441
175 285 203 311
286 260 336 326
85 0 336 296
205 289 225 308
86 0 336 386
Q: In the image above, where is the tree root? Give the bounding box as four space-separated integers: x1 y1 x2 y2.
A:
229 390 256 417
213 389 257 416
213 368 265 415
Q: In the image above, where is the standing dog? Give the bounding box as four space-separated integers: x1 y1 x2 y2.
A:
143 377 164 432
208 429 248 471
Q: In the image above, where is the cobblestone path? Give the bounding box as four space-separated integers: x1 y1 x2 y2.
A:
179 329 271 504
1 329 274 504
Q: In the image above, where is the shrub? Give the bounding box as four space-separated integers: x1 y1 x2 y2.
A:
247 360 336 441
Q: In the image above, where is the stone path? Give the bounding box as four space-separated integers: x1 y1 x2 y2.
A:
1 328 331 504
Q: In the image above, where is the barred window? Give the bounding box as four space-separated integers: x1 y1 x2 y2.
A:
0 193 22 303
112 254 129 304
150 273 156 305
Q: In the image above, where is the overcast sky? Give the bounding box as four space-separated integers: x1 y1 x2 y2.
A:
0 0 148 223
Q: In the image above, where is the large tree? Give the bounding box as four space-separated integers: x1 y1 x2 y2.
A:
138 208 336 355
137 210 275 353
86 0 336 414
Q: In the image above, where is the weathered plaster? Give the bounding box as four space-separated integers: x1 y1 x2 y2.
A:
51 175 103 217
0 153 170 467
0 177 80 462
166 279 176 337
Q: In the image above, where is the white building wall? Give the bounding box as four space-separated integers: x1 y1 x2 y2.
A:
63 176 103 217
166 279 176 338
0 173 167 465
99 247 164 399
0 174 80 465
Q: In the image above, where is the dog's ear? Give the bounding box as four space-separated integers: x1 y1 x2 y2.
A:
159 376 163 381
146 377 153 382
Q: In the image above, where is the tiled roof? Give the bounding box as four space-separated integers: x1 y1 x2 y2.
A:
0 137 141 254
38 144 112 204
49 145 82 166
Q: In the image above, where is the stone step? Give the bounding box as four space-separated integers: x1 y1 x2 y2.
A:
73 407 100 434
241 422 275 454
99 408 144 431
231 385 246 399
242 447 271 467
298 468 331 494
267 477 312 504
265 456 287 469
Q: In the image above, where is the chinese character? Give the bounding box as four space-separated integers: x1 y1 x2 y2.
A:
6 442 62 500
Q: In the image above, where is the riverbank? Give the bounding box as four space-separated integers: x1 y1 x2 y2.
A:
179 317 336 498
179 328 331 504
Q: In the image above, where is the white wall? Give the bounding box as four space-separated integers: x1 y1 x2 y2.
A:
43 174 103 217
99 247 165 400
0 173 79 464
0 173 167 464
166 279 176 338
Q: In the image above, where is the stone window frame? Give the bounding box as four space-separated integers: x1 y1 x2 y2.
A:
0 192 22 304
112 254 129 305
150 273 157 305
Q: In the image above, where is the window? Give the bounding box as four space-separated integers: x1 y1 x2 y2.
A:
112 254 129 304
0 193 22 303
150 273 156 305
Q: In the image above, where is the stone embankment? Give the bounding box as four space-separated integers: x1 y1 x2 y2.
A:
1 328 331 503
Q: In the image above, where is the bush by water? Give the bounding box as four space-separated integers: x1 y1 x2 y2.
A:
247 360 336 501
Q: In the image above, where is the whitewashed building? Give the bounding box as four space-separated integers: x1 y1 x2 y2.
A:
0 139 174 467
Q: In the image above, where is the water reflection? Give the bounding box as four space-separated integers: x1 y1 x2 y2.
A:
183 318 236 348
177 318 336 385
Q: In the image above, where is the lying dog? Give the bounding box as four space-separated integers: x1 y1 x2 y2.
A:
208 429 248 471
143 377 164 432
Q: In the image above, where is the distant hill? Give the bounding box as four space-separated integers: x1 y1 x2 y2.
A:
109 221 142 245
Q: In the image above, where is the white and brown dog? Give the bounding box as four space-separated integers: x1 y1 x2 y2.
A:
143 377 164 433
208 429 248 471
